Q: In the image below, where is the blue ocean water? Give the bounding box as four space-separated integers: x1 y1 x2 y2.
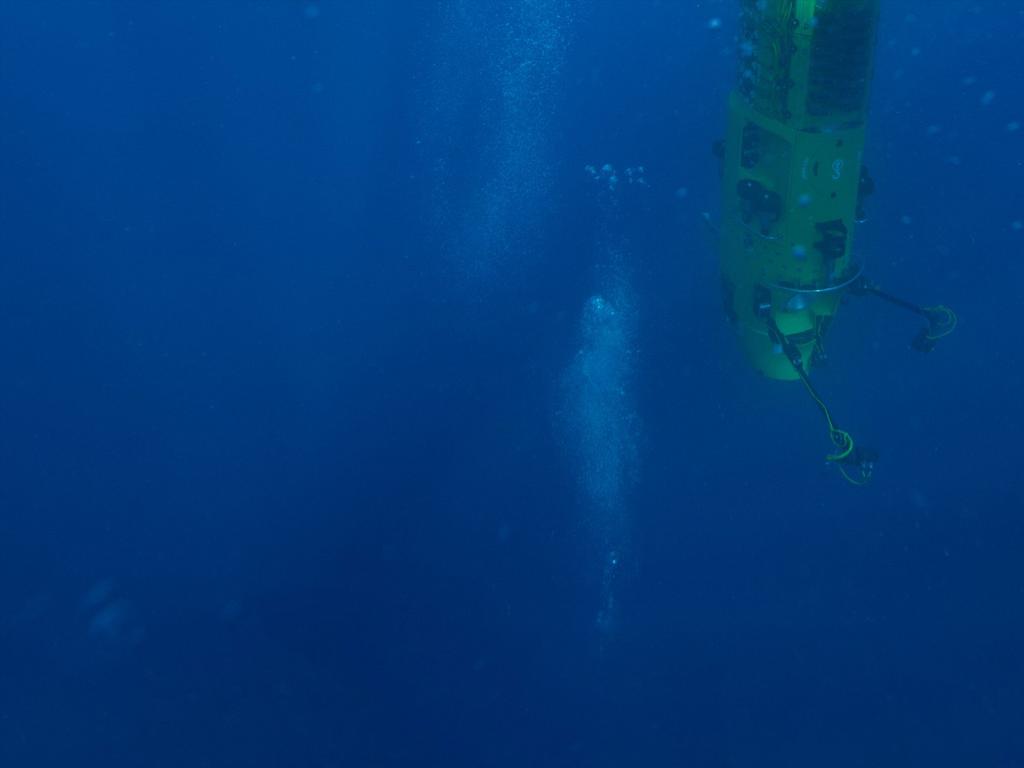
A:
1 1 1022 765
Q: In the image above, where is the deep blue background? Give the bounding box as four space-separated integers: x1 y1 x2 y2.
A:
1 1 1022 765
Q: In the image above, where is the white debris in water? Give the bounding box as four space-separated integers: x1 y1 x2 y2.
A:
79 580 145 649
980 90 996 107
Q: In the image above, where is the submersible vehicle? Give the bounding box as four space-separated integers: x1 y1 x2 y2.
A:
716 0 956 485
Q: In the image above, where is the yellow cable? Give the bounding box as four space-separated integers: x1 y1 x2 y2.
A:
828 429 854 462
838 464 871 486
924 305 958 340
778 325 863 483
800 374 855 465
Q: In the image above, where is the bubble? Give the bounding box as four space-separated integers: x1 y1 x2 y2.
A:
559 245 639 642
624 166 646 185
980 90 995 106
421 0 572 288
